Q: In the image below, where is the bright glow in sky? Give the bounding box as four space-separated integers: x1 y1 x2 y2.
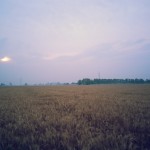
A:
0 57 11 62
0 0 150 84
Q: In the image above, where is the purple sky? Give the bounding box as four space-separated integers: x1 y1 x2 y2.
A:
0 0 150 84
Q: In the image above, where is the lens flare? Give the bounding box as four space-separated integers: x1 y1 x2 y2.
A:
0 57 11 62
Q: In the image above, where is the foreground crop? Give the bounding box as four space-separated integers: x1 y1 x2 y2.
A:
0 85 150 150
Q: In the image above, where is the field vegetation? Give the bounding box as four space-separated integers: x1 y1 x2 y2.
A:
0 85 150 150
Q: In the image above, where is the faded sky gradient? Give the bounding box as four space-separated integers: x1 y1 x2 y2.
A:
0 0 150 84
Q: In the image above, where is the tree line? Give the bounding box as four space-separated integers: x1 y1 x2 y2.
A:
77 78 150 85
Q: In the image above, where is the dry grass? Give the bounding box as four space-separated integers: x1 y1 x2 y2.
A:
0 85 150 150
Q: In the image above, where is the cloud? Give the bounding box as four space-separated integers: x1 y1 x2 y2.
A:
140 43 150 52
78 38 150 61
43 52 79 61
0 38 8 50
0 0 150 83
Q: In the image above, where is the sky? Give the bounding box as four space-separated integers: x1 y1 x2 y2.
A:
0 0 150 84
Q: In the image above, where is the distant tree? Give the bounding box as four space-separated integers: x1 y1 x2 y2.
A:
0 83 5 86
77 80 82 85
24 83 28 86
9 82 13 86
77 78 150 85
146 79 150 83
82 78 92 85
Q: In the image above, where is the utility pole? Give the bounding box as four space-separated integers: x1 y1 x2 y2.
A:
98 72 100 80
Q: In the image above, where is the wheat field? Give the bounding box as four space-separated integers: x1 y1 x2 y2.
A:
0 85 150 150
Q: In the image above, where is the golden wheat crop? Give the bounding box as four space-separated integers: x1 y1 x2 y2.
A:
0 85 150 150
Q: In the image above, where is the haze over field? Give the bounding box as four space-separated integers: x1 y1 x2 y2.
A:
0 0 150 84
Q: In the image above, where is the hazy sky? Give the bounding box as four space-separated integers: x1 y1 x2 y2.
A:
0 0 150 84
